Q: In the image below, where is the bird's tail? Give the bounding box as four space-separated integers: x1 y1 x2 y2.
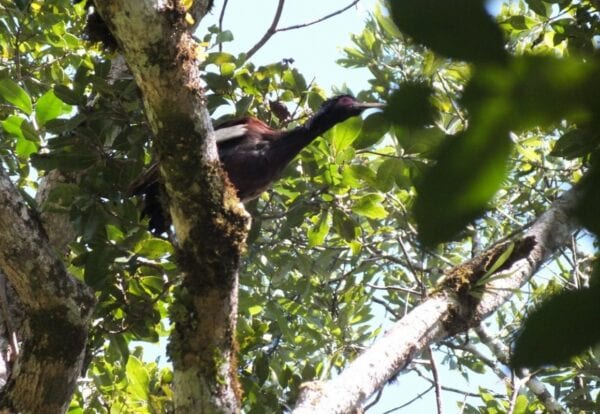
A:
128 163 170 234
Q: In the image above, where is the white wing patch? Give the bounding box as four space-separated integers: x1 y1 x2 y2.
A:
214 124 247 143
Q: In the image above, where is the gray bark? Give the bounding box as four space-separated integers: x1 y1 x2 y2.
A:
293 186 581 413
0 168 95 413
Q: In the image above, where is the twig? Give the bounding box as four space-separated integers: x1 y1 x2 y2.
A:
427 347 443 414
382 385 434 413
244 0 361 61
244 0 286 61
363 388 383 412
218 0 229 52
277 0 361 32
366 283 421 296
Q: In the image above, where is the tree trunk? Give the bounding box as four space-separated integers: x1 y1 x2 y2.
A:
94 1 249 412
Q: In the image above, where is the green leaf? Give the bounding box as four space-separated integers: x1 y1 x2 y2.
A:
235 96 253 116
462 57 600 132
576 161 600 236
353 112 389 149
550 127 600 159
0 78 33 114
511 287 600 368
2 115 38 142
328 116 362 153
31 152 98 171
135 238 174 260
15 136 38 158
332 210 358 242
384 83 435 128
36 89 72 126
126 356 150 401
220 62 236 77
394 126 445 157
389 0 507 64
415 129 512 246
475 242 515 286
307 212 330 247
53 85 83 105
352 194 388 219
375 158 405 192
215 30 234 44
525 0 547 16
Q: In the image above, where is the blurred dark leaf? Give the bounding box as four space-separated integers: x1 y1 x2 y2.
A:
462 57 600 132
31 151 99 171
415 129 512 246
550 127 600 159
525 0 547 16
511 287 600 368
384 83 435 129
389 0 507 64
53 84 84 106
353 112 389 149
575 160 600 235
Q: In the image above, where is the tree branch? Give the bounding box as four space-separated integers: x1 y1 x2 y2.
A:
244 0 285 61
293 185 582 413
243 0 361 61
218 0 229 52
277 0 361 32
0 168 94 413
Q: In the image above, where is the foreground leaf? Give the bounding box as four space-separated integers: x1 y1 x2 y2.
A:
511 287 600 368
389 0 506 64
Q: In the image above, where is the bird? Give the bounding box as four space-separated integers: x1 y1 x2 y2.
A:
129 95 384 234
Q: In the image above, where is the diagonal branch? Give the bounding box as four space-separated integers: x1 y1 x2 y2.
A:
244 0 285 61
277 0 361 32
243 0 361 61
293 184 582 413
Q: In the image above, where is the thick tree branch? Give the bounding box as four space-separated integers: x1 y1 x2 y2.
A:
0 169 94 413
293 185 581 413
94 1 249 412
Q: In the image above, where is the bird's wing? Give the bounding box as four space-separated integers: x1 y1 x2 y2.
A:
214 124 248 143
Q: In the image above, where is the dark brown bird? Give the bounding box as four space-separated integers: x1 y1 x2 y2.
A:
130 95 384 234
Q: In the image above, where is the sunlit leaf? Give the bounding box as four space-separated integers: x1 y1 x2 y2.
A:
36 89 72 126
328 116 362 153
352 194 388 219
0 78 33 114
307 212 330 247
126 356 150 401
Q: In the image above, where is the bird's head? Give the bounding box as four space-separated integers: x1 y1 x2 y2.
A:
310 95 385 130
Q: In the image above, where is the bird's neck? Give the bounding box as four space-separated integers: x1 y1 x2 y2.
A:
268 111 342 165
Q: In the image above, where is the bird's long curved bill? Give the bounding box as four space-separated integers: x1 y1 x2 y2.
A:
356 102 385 109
